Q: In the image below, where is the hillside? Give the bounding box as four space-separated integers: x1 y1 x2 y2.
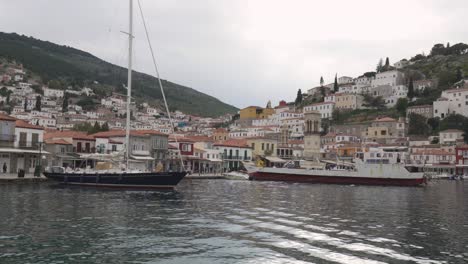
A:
0 32 238 117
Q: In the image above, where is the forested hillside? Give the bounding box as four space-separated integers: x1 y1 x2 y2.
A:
0 32 238 117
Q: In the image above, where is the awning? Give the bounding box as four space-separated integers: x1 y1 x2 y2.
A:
207 158 223 162
0 148 50 154
130 155 154 161
266 156 287 163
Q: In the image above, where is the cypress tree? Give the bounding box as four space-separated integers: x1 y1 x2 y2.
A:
295 89 303 105
62 93 69 112
35 95 41 111
333 74 339 93
408 77 415 100
385 57 390 67
320 76 324 86
24 98 28 112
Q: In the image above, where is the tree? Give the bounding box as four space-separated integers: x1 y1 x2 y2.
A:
456 68 463 82
363 94 385 109
408 113 430 136
320 76 324 86
430 43 446 56
6 92 10 105
62 93 69 112
376 58 383 72
35 95 41 111
24 98 28 112
295 89 303 105
395 98 408 116
385 57 390 67
92 122 101 134
333 74 338 93
427 117 440 133
101 122 110 131
407 77 415 100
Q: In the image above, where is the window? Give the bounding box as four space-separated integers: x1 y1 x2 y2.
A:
261 143 265 150
19 132 27 147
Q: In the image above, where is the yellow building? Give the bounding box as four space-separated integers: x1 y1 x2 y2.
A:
239 101 275 120
335 93 364 110
212 128 229 141
246 137 278 157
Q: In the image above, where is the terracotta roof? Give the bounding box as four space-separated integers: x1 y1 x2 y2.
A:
185 135 214 142
288 139 304 144
0 113 16 122
45 139 72 145
322 132 337 138
15 119 44 130
44 131 95 141
213 139 250 148
169 135 195 143
213 128 228 133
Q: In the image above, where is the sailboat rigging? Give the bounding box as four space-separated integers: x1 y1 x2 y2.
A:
43 0 187 189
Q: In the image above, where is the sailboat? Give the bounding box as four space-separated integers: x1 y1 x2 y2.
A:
43 0 187 189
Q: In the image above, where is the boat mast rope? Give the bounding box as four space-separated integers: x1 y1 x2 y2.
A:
137 0 185 172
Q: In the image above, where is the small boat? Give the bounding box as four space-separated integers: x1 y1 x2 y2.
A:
43 0 187 189
245 159 426 186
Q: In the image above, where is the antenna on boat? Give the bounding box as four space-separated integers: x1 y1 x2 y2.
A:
137 0 185 172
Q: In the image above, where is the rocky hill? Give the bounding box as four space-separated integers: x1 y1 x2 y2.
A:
0 32 238 117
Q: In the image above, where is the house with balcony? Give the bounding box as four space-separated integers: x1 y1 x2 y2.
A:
409 149 455 175
213 139 252 172
0 114 48 174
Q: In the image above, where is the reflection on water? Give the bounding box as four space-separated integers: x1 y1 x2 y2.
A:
0 180 467 263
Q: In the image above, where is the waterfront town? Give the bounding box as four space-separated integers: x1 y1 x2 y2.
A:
1 57 468 178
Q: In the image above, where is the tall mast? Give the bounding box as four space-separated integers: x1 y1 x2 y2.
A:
125 0 133 169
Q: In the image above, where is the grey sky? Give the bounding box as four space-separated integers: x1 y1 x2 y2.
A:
1 0 467 109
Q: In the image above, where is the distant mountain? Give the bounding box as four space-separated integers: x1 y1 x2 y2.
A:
0 32 238 117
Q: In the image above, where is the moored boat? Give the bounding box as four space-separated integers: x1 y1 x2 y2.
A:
43 0 187 189
44 167 186 189
245 160 426 186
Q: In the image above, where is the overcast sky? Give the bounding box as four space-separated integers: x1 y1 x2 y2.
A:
1 0 467 108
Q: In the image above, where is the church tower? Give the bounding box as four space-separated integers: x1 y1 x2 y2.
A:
303 110 321 161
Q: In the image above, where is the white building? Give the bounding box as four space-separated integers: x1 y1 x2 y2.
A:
371 70 405 87
433 88 468 119
338 76 353 84
439 129 464 145
14 120 44 149
303 102 335 119
43 87 64 98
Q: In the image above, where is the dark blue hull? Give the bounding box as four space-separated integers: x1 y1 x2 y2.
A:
43 172 187 189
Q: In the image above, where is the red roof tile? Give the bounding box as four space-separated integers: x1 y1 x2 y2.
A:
15 119 44 130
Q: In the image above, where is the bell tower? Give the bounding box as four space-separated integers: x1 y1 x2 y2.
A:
303 110 321 160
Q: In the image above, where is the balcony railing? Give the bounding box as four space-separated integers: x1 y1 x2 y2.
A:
222 154 251 161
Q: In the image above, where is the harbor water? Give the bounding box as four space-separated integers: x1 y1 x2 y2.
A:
0 180 467 264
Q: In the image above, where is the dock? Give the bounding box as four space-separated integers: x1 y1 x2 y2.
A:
0 173 49 184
